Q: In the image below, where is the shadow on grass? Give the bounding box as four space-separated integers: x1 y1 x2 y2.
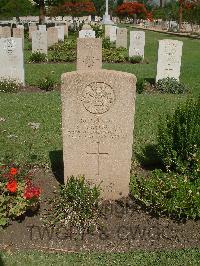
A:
0 254 4 266
135 144 163 170
49 150 64 184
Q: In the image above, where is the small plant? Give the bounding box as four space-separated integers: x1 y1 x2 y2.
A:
131 170 200 219
29 52 47 63
102 38 113 49
0 78 21 93
157 97 200 176
0 162 41 227
91 24 103 38
156 77 188 94
103 48 127 63
129 55 143 64
43 176 101 233
38 73 57 91
136 79 151 94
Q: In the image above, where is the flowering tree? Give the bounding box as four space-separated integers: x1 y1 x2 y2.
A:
178 0 199 30
62 1 96 16
115 2 149 20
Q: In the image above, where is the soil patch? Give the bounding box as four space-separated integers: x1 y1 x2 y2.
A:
0 169 200 253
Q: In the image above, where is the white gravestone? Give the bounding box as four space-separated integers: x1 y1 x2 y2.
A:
47 27 58 47
79 30 95 38
129 31 145 58
0 38 24 84
55 25 65 41
32 30 48 54
105 25 111 38
2 27 11 38
116 28 127 49
29 25 37 40
156 39 183 82
38 25 46 32
109 26 117 42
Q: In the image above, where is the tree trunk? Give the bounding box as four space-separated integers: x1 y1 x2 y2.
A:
39 0 45 25
160 0 163 8
179 3 183 32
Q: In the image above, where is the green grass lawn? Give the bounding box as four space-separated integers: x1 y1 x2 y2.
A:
0 29 199 166
1 249 200 265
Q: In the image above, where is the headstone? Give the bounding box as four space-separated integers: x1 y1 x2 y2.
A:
79 30 95 38
105 25 111 38
32 30 47 54
0 38 24 84
156 39 183 82
64 23 68 37
77 38 102 71
109 26 117 42
61 70 136 200
47 27 58 47
129 31 145 58
0 26 2 37
116 28 127 49
38 25 46 31
55 25 65 41
13 28 24 40
2 27 11 38
29 25 37 40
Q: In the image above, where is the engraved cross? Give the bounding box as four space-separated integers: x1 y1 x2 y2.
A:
87 141 108 176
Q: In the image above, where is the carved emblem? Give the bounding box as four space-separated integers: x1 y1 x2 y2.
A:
82 82 115 114
4 39 16 55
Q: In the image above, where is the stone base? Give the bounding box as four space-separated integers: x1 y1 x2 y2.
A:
102 14 114 25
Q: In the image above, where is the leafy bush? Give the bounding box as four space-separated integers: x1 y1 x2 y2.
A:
91 24 103 38
0 78 21 93
0 162 41 227
103 48 128 63
136 79 151 94
38 73 57 91
29 52 47 63
48 39 76 62
129 55 143 64
102 38 113 49
157 97 200 177
156 77 188 94
131 170 200 219
43 176 101 233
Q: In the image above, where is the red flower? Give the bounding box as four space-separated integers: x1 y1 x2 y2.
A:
9 168 18 176
24 185 41 200
6 180 17 193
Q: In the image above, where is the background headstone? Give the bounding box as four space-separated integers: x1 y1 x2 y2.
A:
61 70 136 200
47 27 58 47
2 26 11 38
55 25 65 41
105 25 111 38
13 28 24 40
109 26 117 42
38 24 46 31
116 28 127 48
32 30 47 54
77 38 102 71
129 31 145 58
0 38 24 84
156 39 183 82
29 25 37 40
79 30 95 38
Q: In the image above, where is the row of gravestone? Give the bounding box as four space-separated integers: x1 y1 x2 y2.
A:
0 35 183 87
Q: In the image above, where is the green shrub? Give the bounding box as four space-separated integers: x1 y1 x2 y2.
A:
103 48 127 63
129 55 143 64
0 162 41 227
38 73 57 91
48 39 76 62
136 79 151 94
157 97 200 176
91 24 103 38
0 78 21 93
42 176 101 233
29 52 47 63
102 38 114 49
131 170 200 219
156 77 188 94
